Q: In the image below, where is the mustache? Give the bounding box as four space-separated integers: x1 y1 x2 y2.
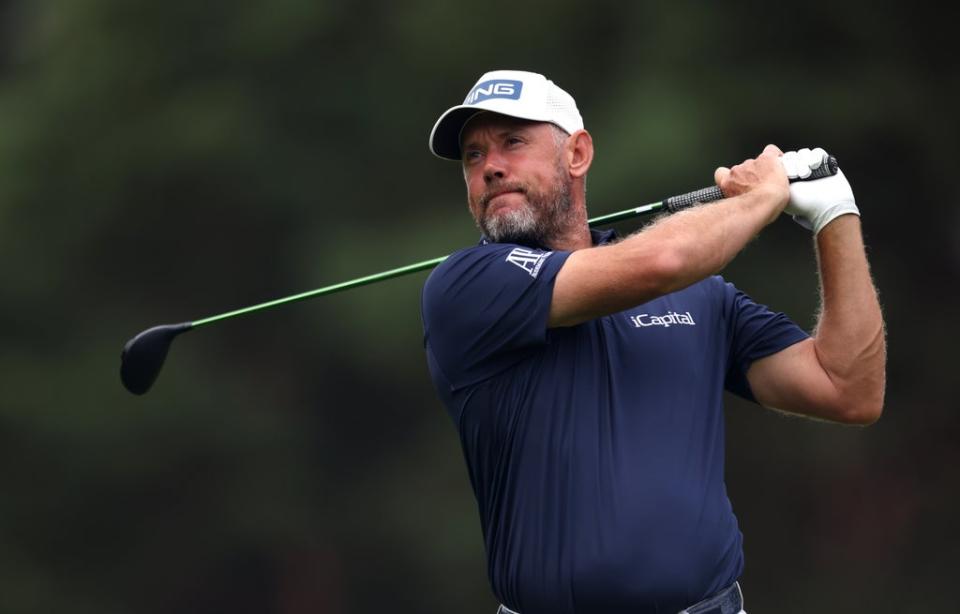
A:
479 182 527 210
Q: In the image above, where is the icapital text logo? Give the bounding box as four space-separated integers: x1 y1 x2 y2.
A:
629 311 696 328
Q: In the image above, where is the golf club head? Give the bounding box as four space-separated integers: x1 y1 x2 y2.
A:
120 322 193 395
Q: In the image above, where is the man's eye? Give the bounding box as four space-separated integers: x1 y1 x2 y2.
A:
506 137 524 146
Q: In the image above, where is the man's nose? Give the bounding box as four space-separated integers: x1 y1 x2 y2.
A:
483 151 507 183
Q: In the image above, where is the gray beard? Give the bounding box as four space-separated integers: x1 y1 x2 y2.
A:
478 178 573 247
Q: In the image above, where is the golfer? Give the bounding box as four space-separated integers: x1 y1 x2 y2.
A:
420 70 886 614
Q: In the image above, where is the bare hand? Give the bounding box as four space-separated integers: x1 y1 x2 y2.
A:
713 144 790 210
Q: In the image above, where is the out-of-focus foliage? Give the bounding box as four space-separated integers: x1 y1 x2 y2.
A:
0 1 955 612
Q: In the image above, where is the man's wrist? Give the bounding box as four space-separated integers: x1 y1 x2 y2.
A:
749 183 790 224
814 210 861 241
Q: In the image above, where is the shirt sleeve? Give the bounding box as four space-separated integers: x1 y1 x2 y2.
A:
721 280 810 402
421 243 570 391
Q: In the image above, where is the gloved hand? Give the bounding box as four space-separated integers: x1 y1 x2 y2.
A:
780 147 859 234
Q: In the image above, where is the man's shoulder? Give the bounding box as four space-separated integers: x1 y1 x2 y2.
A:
653 275 737 318
441 241 554 265
435 242 513 269
673 274 733 299
696 274 741 297
425 242 557 289
421 240 567 334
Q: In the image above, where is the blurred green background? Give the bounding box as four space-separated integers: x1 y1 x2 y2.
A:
0 1 956 612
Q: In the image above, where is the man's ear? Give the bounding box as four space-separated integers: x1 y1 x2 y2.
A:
567 130 594 178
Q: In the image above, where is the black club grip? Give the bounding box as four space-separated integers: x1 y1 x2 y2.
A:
805 154 839 180
663 154 839 214
664 186 724 213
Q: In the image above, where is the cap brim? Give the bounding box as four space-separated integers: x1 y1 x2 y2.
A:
429 106 486 161
429 102 566 161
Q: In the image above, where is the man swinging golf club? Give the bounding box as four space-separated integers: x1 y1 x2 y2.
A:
421 70 886 614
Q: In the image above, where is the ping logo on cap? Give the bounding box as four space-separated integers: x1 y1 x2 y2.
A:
464 79 523 105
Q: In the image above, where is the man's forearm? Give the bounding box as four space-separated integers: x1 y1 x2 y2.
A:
643 185 786 294
812 215 887 417
550 186 786 327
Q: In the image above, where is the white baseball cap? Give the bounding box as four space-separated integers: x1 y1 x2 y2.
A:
429 70 584 161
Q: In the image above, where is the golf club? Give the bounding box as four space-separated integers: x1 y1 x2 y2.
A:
120 156 839 395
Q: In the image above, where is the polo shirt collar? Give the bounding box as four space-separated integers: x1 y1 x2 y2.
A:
479 227 618 249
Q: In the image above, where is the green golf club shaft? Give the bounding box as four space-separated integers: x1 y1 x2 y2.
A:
190 152 841 329
190 201 669 328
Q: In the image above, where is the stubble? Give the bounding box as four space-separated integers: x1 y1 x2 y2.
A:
474 159 575 247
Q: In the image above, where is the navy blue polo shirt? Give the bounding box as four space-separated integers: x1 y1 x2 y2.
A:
421 229 808 614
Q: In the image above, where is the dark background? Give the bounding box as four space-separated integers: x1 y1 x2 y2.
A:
1 1 956 612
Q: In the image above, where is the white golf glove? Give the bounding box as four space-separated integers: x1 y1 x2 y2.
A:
781 147 859 235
